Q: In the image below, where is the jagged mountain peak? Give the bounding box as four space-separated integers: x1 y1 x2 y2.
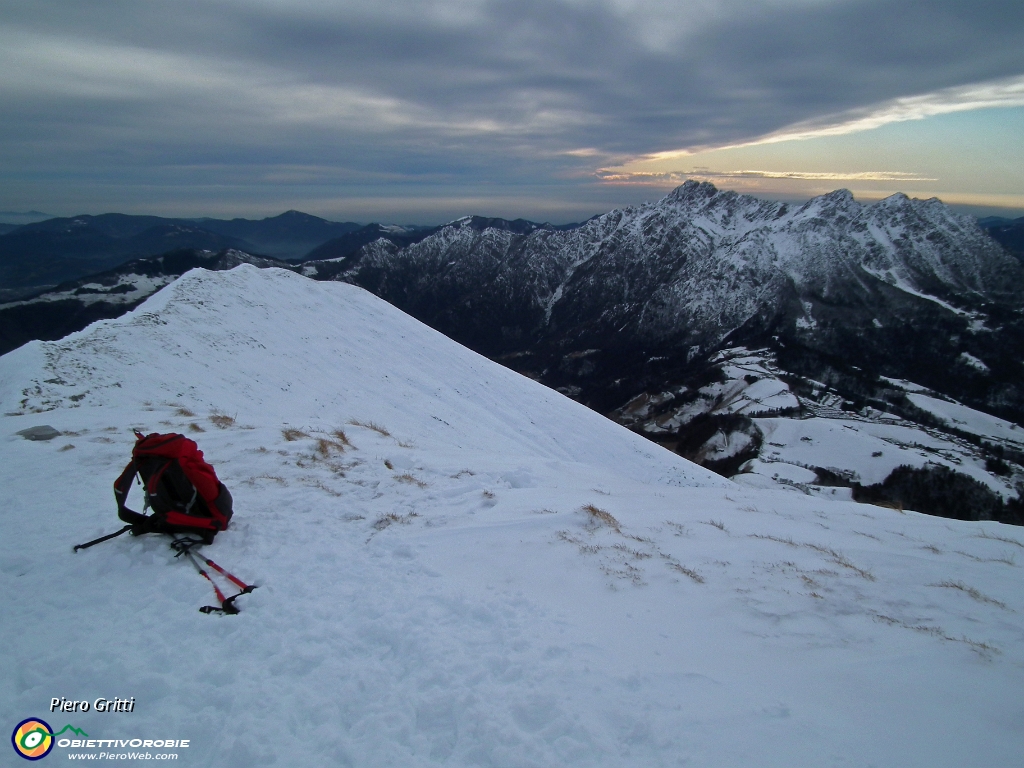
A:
665 178 720 203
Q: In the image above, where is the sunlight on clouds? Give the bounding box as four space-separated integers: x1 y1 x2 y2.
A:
644 74 1024 162
597 170 937 184
743 74 1024 147
597 83 1024 214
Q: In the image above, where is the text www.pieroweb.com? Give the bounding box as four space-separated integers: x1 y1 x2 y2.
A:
66 752 179 760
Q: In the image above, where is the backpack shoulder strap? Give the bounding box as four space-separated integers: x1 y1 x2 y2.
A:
113 458 150 529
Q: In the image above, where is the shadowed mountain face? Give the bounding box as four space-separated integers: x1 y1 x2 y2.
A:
980 217 1024 264
302 216 570 265
304 223 439 264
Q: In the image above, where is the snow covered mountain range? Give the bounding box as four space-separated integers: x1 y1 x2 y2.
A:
323 181 1021 358
2 265 1023 766
3 182 1023 522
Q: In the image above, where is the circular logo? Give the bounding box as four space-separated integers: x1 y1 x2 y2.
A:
11 718 54 761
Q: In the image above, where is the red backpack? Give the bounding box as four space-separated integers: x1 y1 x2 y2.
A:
114 431 233 544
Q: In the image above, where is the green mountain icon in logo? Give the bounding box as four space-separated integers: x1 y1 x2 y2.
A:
52 725 89 738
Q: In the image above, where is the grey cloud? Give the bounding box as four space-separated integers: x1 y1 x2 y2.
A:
1 0 1022 218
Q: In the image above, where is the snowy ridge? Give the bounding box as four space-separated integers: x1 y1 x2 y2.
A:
2 267 720 491
2 266 1023 766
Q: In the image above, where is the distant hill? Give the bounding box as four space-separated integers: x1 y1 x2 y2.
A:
0 210 52 226
0 210 360 299
0 218 250 298
191 210 362 260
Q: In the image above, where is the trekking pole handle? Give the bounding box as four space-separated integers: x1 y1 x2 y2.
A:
73 525 133 552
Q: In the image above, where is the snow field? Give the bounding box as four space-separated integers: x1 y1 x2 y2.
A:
753 414 1021 498
2 266 1024 767
907 392 1024 449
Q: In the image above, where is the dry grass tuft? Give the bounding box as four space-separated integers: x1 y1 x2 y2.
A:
282 427 309 442
582 504 621 533
612 544 652 560
395 473 428 488
668 562 705 584
872 501 906 514
209 413 235 429
701 519 727 532
372 512 418 531
315 437 347 458
956 549 1017 566
932 581 1010 610
557 530 603 555
974 530 1024 549
302 477 342 497
175 407 196 417
751 534 875 580
59 444 75 451
349 419 391 437
872 613 1000 656
242 474 287 487
664 521 691 537
751 533 798 547
601 562 645 585
188 422 205 433
805 543 875 581
852 530 882 541
332 429 352 447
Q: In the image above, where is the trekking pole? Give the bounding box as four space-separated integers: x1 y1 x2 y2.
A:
73 525 133 552
174 540 238 615
193 553 256 594
170 538 256 615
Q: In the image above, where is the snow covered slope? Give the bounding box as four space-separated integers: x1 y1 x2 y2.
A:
2 266 1023 767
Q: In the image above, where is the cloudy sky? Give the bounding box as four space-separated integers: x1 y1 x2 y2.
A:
2 0 1023 223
